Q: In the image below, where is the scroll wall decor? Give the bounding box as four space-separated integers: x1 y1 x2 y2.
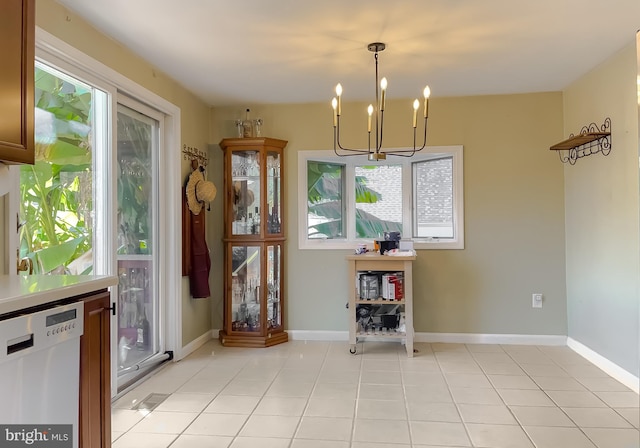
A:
550 117 611 165
182 144 208 167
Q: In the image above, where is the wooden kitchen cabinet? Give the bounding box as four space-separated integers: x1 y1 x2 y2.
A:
0 0 35 164
79 289 111 448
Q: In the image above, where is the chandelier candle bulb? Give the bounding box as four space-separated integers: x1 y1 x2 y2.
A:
423 86 431 118
412 100 419 128
380 77 387 111
332 98 338 127
335 83 342 115
367 104 373 132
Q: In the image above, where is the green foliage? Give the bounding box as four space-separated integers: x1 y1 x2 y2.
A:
307 161 402 239
116 111 152 255
19 67 93 274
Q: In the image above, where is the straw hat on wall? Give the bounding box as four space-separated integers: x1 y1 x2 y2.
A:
186 168 217 215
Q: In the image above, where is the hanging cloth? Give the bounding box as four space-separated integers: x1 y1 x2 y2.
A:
185 166 216 298
189 209 211 298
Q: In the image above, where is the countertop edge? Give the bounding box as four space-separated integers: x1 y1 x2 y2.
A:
0 275 118 316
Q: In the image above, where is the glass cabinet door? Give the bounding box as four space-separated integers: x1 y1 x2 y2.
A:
266 151 281 234
231 150 261 236
231 245 261 332
266 244 282 330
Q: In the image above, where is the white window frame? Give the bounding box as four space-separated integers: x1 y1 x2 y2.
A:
298 146 464 250
31 28 183 396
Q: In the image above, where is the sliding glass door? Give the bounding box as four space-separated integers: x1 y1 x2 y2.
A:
116 101 163 385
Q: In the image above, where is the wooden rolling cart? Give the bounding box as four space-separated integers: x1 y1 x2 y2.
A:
347 253 416 357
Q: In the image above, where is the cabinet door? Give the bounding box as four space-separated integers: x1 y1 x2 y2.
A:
265 150 282 235
266 243 283 330
230 244 262 332
0 0 34 164
230 150 262 236
79 291 111 448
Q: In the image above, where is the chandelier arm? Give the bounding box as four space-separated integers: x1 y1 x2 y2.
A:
334 116 371 155
380 118 429 155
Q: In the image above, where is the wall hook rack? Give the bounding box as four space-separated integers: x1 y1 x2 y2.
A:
550 117 611 165
182 144 208 168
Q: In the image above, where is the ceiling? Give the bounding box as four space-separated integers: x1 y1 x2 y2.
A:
55 0 640 107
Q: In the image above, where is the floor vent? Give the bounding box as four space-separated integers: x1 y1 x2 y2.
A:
131 393 170 412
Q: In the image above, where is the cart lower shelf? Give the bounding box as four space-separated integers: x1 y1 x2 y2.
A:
349 332 413 357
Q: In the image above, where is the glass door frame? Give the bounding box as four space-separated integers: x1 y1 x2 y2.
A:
9 29 185 398
115 96 165 388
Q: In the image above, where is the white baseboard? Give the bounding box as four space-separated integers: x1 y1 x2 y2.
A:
415 332 567 346
567 337 639 394
178 330 214 361
288 330 348 341
287 330 567 346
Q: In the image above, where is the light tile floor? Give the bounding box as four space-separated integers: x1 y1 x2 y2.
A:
112 340 639 448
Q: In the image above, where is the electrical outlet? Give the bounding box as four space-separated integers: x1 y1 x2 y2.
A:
532 293 543 308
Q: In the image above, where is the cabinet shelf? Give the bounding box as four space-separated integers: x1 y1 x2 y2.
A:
356 331 406 338
355 299 405 305
550 118 611 165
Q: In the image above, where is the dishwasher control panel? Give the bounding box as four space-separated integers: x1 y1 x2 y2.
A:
46 307 80 337
0 301 84 364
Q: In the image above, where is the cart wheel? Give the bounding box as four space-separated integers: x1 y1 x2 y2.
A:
349 346 357 354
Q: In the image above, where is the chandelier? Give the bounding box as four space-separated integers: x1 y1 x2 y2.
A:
331 42 431 161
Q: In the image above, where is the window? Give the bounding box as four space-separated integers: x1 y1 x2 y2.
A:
298 146 464 249
307 161 344 239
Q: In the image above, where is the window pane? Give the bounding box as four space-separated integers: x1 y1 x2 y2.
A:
355 165 402 239
19 63 96 274
307 161 344 239
413 157 454 238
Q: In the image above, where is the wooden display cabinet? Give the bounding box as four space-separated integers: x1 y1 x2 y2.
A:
219 138 288 347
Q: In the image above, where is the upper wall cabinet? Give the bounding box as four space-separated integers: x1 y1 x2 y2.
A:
0 0 35 164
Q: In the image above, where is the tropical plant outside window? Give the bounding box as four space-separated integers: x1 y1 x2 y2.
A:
300 147 464 249
117 106 154 255
307 161 344 239
355 165 402 238
307 162 404 240
19 64 96 274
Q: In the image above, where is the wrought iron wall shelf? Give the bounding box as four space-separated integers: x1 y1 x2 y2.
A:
550 117 611 165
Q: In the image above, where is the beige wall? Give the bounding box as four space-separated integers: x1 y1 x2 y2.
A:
212 92 567 336
35 1 213 347
563 41 639 376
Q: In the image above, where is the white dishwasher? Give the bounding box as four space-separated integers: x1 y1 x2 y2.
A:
0 301 84 448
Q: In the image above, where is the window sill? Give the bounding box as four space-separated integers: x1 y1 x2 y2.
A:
299 238 464 250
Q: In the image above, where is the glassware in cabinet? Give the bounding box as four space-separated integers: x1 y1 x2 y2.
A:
230 245 261 332
231 150 261 236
